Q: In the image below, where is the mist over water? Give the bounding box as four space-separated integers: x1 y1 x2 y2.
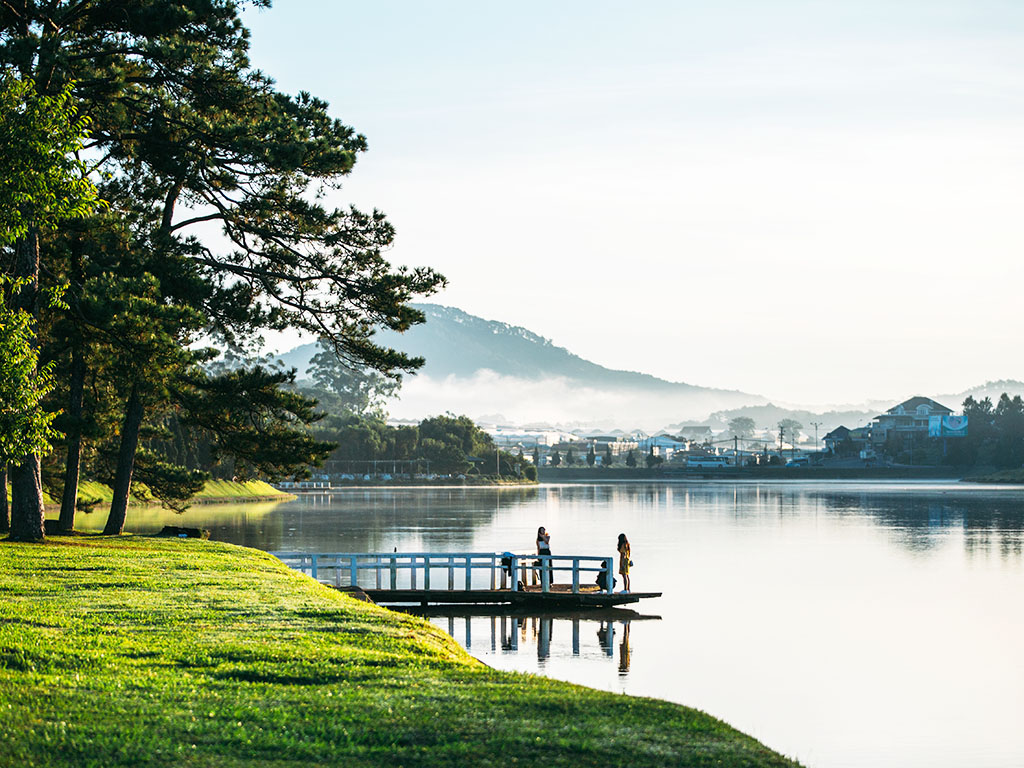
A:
385 370 758 430
92 482 1024 768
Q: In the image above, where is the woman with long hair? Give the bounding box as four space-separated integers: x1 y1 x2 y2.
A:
617 532 631 593
534 526 552 585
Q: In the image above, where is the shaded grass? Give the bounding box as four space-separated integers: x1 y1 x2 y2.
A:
964 468 1024 484
0 538 800 768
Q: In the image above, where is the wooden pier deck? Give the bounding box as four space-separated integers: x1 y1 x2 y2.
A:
272 551 661 609
344 584 661 608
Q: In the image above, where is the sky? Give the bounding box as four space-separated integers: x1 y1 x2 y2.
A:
241 0 1024 405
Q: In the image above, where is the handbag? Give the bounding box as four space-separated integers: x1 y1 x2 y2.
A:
629 559 634 567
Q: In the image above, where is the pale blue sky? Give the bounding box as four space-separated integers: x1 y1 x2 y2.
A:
243 1 1024 404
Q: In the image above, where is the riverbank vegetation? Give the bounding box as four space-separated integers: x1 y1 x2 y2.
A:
947 395 1024 468
964 468 1024 484
309 412 536 482
0 537 798 767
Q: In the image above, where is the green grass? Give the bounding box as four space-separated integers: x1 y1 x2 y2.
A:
72 479 291 508
0 538 800 768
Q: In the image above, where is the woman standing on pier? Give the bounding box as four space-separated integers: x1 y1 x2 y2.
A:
617 533 631 593
535 526 552 585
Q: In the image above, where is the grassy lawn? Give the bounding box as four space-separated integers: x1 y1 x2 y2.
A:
0 538 799 768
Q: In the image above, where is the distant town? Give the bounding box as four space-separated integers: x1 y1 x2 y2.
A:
277 392 1024 488
473 395 971 470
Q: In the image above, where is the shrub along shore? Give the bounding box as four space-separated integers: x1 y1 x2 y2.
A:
0 537 800 767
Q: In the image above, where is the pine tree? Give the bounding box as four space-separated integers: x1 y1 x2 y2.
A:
2 3 444 533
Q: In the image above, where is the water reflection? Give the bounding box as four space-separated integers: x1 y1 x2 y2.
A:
400 606 656 677
77 482 1024 768
82 482 1024 565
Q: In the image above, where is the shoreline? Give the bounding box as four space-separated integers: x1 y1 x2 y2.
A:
37 479 297 512
0 537 800 767
539 467 971 483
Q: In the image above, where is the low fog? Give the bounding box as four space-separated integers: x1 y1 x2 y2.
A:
385 370 767 431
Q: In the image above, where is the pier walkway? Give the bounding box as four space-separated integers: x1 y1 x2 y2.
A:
272 551 661 608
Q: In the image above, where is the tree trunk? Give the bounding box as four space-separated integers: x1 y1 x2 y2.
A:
103 385 144 536
0 464 9 534
9 230 46 541
57 341 86 532
9 456 45 542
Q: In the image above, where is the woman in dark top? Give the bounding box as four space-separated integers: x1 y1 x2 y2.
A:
537 526 551 556
617 532 631 593
535 526 551 585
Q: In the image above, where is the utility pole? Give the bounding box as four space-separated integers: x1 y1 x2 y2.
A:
734 435 739 467
810 421 822 453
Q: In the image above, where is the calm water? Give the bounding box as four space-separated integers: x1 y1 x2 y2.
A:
80 482 1024 768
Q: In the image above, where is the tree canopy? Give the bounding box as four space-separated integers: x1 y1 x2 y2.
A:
0 1 444 536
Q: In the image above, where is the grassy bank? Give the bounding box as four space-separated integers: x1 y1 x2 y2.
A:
963 468 1024 483
72 479 292 508
0 538 799 768
302 476 538 489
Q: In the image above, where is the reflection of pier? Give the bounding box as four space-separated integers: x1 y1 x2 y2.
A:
272 551 661 608
394 606 655 672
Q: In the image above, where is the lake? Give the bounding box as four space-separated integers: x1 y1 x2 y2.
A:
79 481 1024 768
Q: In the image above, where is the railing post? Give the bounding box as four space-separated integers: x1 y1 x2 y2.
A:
571 557 580 594
424 555 431 590
411 556 417 590
541 555 550 593
605 557 615 594
335 556 342 588
311 554 318 581
448 555 455 590
390 555 397 590
350 555 357 588
510 556 519 591
465 556 472 591
490 555 497 590
375 557 382 589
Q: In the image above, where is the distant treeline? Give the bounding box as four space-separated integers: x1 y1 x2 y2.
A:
310 412 536 480
951 395 1024 468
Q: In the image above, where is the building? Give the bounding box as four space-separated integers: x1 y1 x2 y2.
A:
871 397 953 446
822 426 851 455
584 435 640 456
641 434 689 460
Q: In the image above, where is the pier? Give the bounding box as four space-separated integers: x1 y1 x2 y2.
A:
272 551 661 608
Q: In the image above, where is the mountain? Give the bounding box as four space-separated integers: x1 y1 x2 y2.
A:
937 380 1024 406
273 307 1024 431
275 304 767 429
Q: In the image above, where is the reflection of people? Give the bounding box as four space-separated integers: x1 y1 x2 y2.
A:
618 621 632 675
617 532 631 593
537 617 552 662
596 620 614 657
534 526 551 585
